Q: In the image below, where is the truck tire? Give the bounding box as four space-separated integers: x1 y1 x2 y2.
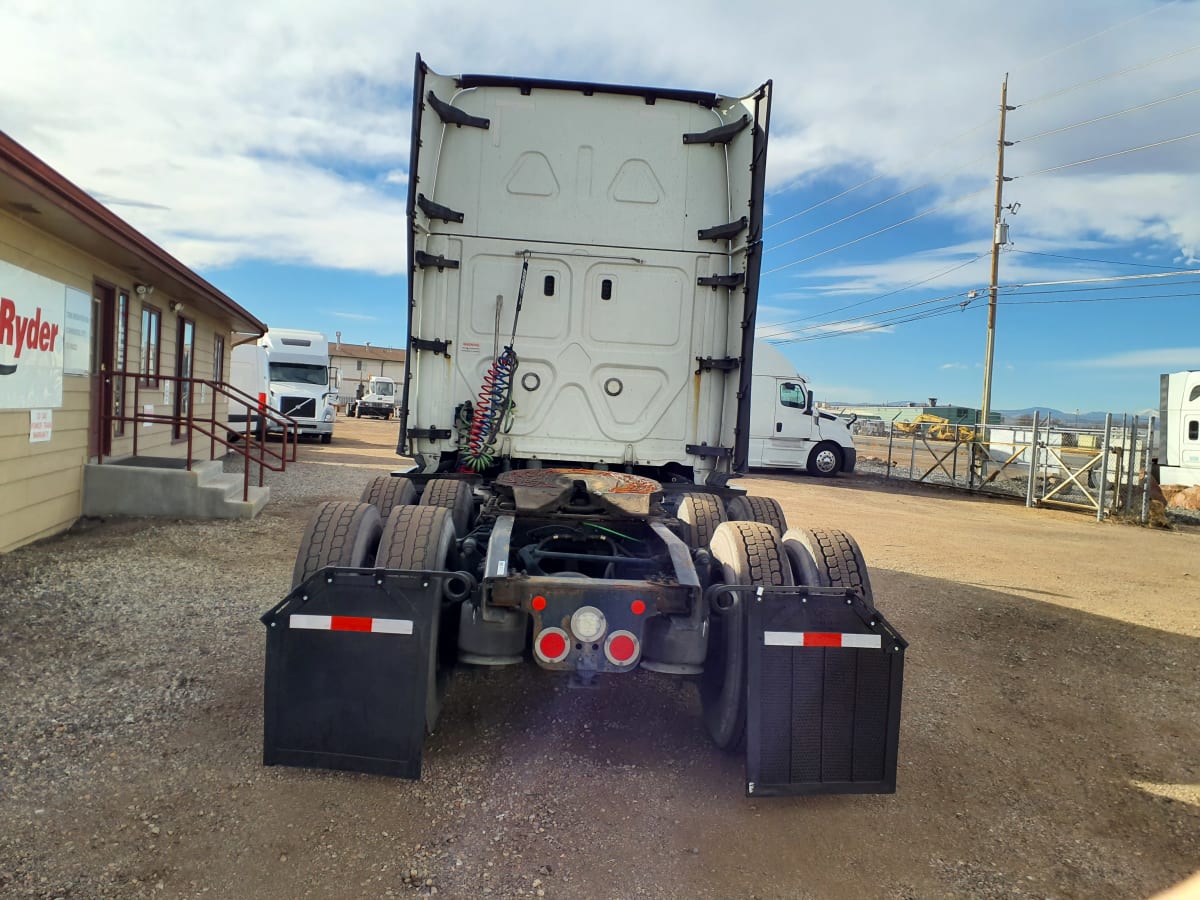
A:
807 441 842 477
291 501 383 589
781 527 875 608
375 505 455 733
702 521 795 751
321 433 332 444
677 492 727 550
725 495 788 535
359 474 417 522
419 478 475 537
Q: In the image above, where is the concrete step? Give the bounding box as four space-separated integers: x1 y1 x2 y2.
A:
83 456 270 520
197 470 271 519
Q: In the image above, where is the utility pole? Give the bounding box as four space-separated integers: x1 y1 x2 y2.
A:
980 74 1014 437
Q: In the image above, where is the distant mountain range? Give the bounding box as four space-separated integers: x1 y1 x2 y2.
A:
997 407 1158 424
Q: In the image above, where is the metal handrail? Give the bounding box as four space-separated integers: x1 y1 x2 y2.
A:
97 369 302 502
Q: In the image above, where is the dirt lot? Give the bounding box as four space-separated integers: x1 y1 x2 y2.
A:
1 415 1197 899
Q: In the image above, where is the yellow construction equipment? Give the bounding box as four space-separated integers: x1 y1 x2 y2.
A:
894 414 975 441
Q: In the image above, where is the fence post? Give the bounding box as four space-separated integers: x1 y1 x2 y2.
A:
1141 415 1156 525
1026 412 1039 507
1097 413 1113 522
886 423 895 479
1124 415 1139 514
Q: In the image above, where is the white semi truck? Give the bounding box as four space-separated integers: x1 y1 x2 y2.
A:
1159 369 1200 486
260 329 337 444
262 57 905 796
749 341 856 476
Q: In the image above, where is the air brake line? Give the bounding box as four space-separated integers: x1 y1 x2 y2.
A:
461 251 530 472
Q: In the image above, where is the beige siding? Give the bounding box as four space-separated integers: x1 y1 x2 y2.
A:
0 210 241 553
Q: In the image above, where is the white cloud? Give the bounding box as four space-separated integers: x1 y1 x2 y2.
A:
1069 348 1200 369
1 0 1196 278
331 312 378 321
941 363 967 370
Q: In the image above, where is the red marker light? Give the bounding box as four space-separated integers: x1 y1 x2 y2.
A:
604 630 640 666
531 595 547 611
630 600 646 615
535 627 570 663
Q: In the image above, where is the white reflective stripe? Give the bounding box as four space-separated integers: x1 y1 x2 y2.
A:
763 630 806 647
762 631 883 649
370 618 414 635
288 614 413 635
840 633 882 649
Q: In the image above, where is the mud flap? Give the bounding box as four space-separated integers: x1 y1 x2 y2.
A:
745 586 906 796
261 568 454 779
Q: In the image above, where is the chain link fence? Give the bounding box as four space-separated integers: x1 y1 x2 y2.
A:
851 413 1196 527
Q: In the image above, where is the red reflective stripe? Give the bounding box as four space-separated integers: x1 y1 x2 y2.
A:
804 632 842 647
330 615 372 632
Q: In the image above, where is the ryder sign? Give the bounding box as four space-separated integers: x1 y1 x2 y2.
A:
0 259 65 409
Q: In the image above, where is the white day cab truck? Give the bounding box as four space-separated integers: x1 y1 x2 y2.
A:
260 329 337 443
1159 369 1200 486
262 57 906 796
749 341 856 476
351 375 398 419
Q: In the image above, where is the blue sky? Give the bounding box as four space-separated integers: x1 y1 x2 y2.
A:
4 0 1198 414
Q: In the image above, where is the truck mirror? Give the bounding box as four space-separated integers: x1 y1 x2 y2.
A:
807 389 815 413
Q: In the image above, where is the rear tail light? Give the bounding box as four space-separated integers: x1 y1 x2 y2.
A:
258 392 267 411
534 627 570 664
604 630 640 666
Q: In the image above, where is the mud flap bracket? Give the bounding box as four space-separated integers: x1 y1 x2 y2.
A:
744 586 906 796
261 568 465 779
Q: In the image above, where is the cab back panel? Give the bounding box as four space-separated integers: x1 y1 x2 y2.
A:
407 61 770 473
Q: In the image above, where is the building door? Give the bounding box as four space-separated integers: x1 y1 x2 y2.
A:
89 282 116 458
173 317 195 440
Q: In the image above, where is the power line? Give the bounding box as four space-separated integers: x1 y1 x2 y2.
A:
1018 42 1200 109
767 289 972 337
769 303 977 345
765 275 1200 343
1013 88 1200 144
1014 2 1180 71
998 294 1200 312
999 269 1200 289
766 155 990 254
761 251 990 329
1006 248 1182 270
763 186 992 276
1014 130 1200 178
764 123 993 232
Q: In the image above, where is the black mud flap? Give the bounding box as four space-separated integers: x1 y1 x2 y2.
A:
745 586 906 797
261 568 459 779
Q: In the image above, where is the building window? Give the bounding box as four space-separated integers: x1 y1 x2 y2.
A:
213 334 225 384
140 305 161 387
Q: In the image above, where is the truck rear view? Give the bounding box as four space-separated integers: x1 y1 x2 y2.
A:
263 56 906 796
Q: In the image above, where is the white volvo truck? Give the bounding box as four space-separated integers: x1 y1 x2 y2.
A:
260 329 337 443
262 57 906 796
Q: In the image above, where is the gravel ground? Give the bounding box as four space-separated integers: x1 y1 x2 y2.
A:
1 417 1197 899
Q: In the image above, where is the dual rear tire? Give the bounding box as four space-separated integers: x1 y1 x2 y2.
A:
699 513 875 751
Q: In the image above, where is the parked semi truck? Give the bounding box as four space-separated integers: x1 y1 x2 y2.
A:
1159 369 1200 486
263 57 906 796
260 329 337 443
748 340 856 475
